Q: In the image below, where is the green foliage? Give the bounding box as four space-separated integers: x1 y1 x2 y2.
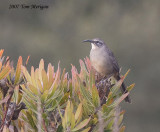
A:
0 50 134 132
0 50 11 81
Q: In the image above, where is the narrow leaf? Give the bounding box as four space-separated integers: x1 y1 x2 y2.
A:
0 49 4 58
127 83 135 91
92 85 100 107
119 126 125 132
39 59 44 82
75 103 82 121
81 127 91 132
22 66 32 84
42 69 49 90
72 118 90 131
109 92 129 107
0 65 10 80
25 56 30 65
14 56 22 85
26 111 37 131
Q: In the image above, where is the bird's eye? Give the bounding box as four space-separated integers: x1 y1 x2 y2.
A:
95 41 102 47
96 41 101 45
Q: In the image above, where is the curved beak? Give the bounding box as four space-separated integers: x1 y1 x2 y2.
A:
83 39 94 43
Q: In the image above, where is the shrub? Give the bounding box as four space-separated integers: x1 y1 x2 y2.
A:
0 50 134 132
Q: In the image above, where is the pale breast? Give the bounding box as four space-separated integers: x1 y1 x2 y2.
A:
90 47 114 76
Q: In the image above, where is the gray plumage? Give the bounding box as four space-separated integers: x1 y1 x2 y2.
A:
83 38 131 103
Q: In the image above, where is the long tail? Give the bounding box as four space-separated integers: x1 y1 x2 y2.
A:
117 75 131 103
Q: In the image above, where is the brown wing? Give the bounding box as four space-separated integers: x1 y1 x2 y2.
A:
106 47 120 73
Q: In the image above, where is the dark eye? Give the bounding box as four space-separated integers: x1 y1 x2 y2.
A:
96 41 99 44
96 41 102 46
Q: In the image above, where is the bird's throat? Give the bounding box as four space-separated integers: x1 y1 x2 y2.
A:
91 43 97 49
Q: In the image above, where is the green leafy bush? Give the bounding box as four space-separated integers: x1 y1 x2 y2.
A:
0 50 134 132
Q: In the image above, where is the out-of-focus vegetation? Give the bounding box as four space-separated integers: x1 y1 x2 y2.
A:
0 0 160 131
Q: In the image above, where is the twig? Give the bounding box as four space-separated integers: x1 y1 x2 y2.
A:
0 87 14 132
113 106 120 132
98 111 104 132
42 109 48 132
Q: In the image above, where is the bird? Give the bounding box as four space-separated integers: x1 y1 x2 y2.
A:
83 38 131 103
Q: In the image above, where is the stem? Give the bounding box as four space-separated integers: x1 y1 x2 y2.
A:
0 88 14 132
42 118 48 132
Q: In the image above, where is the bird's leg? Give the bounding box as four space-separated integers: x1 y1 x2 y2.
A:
103 74 113 84
96 73 112 88
96 75 112 105
95 72 103 83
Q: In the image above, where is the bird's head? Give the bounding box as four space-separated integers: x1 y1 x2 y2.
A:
83 38 105 49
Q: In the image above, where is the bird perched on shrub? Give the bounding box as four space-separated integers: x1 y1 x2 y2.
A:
83 38 131 103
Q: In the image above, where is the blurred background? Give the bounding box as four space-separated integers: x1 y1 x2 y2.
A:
1 0 160 131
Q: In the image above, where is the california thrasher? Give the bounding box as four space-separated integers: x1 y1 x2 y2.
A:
83 38 131 103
